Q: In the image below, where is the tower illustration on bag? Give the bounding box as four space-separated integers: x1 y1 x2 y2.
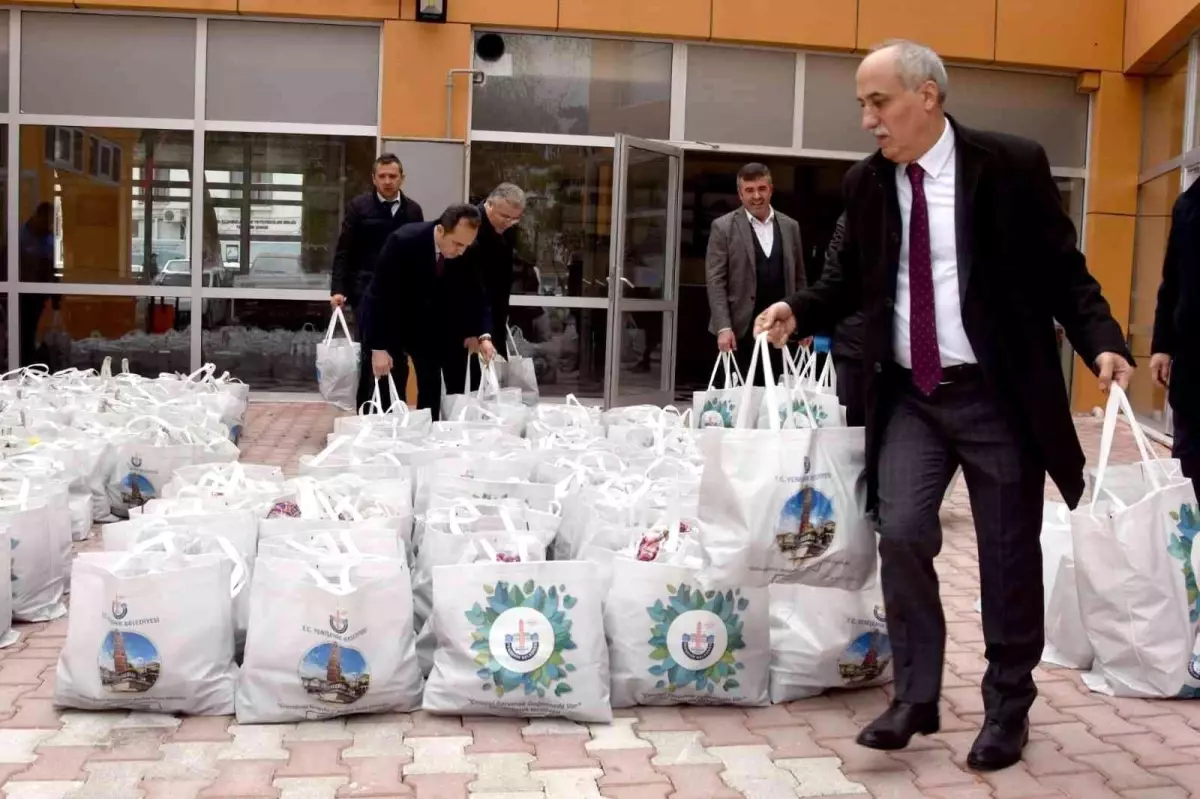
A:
775 484 837 563
120 456 156 509
299 609 371 705
99 595 162 693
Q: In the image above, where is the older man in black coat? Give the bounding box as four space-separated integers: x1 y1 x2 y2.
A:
758 40 1133 772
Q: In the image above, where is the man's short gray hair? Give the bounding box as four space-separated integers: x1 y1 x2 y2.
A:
871 39 948 103
488 183 526 210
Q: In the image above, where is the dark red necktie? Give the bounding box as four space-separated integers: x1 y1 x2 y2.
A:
906 163 942 395
435 253 445 278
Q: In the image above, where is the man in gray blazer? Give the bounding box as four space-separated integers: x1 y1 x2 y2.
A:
706 163 806 382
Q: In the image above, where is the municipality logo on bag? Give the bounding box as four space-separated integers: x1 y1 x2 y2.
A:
100 596 163 695
839 606 892 687
300 608 370 706
646 584 750 699
120 455 156 508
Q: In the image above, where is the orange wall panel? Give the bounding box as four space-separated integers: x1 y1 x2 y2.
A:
995 0 1122 71
448 0 558 28
1126 0 1200 73
711 0 855 50
1087 72 1143 218
1072 212 1137 413
856 0 995 62
75 0 235 10
380 19 473 140
558 0 711 39
237 0 399 19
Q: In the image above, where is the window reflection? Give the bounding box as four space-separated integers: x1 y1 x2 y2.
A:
17 295 189 375
19 127 193 286
203 132 375 290
469 142 613 298
508 308 606 399
202 299 330 391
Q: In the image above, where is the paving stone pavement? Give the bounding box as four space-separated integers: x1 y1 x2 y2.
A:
3 402 1191 798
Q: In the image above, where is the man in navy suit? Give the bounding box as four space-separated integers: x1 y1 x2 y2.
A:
330 153 424 410
363 204 483 420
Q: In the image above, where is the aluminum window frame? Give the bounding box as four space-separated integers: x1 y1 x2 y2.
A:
1 6 381 380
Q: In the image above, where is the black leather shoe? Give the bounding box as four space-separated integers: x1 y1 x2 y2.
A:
856 701 940 751
967 718 1030 771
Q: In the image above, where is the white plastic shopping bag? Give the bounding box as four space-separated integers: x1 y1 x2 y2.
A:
768 578 893 702
693 352 758 430
0 528 18 648
497 326 540 406
55 544 243 714
423 556 611 721
1041 501 1093 670
1073 386 1200 698
758 350 845 430
605 557 770 707
316 307 360 412
697 335 875 590
235 555 423 722
2 479 72 622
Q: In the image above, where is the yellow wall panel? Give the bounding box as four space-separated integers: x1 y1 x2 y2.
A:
1126 0 1200 73
711 0 855 50
1071 212 1137 413
76 0 235 10
856 0 995 62
558 0 711 39
238 0 399 19
448 0 557 28
380 19 473 140
1087 72 1144 218
995 0 1122 71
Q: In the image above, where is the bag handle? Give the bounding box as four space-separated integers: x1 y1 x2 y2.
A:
1091 384 1164 508
324 307 354 345
305 562 357 596
506 325 521 359
736 333 780 430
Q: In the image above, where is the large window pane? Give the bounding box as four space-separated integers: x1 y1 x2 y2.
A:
471 32 671 137
1128 170 1179 428
468 142 613 299
20 127 193 286
21 13 194 118
509 307 606 399
942 67 1088 169
685 45 796 148
804 54 1090 167
0 294 7 374
203 132 376 290
1143 47 1189 169
206 20 379 126
1 125 7 281
202 299 329 391
17 295 187 375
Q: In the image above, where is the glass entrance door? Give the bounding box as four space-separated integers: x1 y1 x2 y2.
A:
604 134 684 408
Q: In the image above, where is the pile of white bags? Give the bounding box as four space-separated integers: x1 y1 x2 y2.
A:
1072 386 1200 698
1 477 73 622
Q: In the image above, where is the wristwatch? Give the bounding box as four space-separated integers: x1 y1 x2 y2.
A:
479 334 492 341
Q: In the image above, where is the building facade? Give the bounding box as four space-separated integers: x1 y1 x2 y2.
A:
0 0 1185 422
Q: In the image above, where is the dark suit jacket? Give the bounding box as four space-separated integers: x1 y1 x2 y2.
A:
786 118 1131 509
825 213 864 361
706 208 806 338
330 191 423 305
1154 179 1200 363
363 221 480 358
460 202 518 346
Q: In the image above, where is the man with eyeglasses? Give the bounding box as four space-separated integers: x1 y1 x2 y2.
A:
451 184 523 388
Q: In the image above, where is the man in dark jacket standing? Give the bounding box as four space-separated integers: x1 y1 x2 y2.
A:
758 40 1132 772
467 184 526 366
1152 178 1200 491
363 205 482 420
330 153 424 410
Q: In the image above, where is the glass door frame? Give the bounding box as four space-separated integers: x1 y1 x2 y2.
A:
603 133 684 408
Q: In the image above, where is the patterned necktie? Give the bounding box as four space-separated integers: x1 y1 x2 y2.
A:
906 163 942 395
